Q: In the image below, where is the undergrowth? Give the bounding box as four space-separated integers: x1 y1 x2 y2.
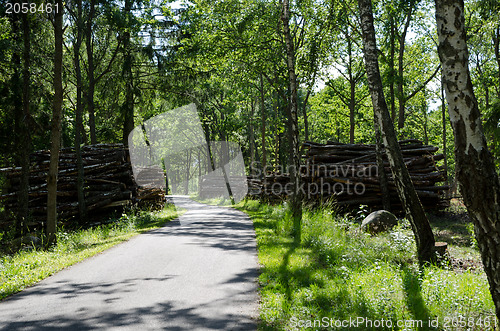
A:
236 199 497 330
0 204 181 301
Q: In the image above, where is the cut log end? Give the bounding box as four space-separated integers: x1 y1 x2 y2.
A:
434 241 448 254
433 242 449 265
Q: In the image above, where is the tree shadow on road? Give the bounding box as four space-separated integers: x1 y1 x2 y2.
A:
143 207 258 254
0 274 257 330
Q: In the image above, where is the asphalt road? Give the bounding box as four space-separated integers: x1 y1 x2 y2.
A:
0 196 259 330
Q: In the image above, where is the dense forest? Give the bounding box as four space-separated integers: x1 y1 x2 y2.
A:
1 0 500 325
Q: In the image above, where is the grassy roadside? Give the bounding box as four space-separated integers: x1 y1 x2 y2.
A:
0 204 182 301
236 199 497 331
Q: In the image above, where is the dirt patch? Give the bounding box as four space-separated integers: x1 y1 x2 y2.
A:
428 209 472 248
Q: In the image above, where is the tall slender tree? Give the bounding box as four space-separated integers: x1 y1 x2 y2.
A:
281 0 302 244
9 9 27 235
122 0 135 145
395 0 416 131
374 116 391 211
435 0 500 319
84 0 123 144
260 74 267 178
19 11 31 235
440 81 449 190
86 0 97 144
71 0 87 223
358 0 436 264
47 0 64 246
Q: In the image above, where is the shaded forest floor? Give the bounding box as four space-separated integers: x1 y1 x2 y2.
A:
428 200 483 272
236 198 496 330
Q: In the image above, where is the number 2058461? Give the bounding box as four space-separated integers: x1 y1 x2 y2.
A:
443 316 496 329
6 2 59 14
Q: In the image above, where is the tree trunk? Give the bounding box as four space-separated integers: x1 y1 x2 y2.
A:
122 0 134 146
281 0 302 244
441 81 449 190
184 149 190 195
47 0 64 246
251 98 261 167
435 0 500 320
17 12 31 235
348 34 356 144
485 84 490 109
202 115 215 173
74 0 87 223
249 100 256 170
86 0 97 144
389 16 396 121
358 0 435 264
422 91 429 145
475 57 490 109
275 128 280 171
275 90 281 171
10 11 22 157
493 26 500 98
374 114 391 211
397 0 415 131
260 74 266 178
163 157 170 195
303 89 311 142
220 140 235 205
218 117 235 204
397 62 406 131
10 11 25 235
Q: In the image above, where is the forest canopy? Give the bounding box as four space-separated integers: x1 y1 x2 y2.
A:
0 0 498 173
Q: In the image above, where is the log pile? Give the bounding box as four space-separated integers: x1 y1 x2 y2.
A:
134 166 166 208
0 144 166 230
249 139 449 212
247 177 263 196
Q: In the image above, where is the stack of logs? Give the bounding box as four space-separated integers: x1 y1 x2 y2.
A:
248 139 449 211
0 144 165 230
134 166 166 208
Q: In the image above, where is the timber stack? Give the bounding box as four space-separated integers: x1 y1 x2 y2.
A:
0 144 165 230
249 139 449 212
134 166 166 208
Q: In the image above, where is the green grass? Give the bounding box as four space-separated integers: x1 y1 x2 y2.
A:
0 204 182 301
236 199 497 330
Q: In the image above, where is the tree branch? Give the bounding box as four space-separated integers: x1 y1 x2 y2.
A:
406 64 441 102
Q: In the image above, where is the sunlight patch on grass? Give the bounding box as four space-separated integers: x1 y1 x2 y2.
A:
236 199 497 330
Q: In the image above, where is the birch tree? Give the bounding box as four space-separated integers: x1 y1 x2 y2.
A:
435 0 500 319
